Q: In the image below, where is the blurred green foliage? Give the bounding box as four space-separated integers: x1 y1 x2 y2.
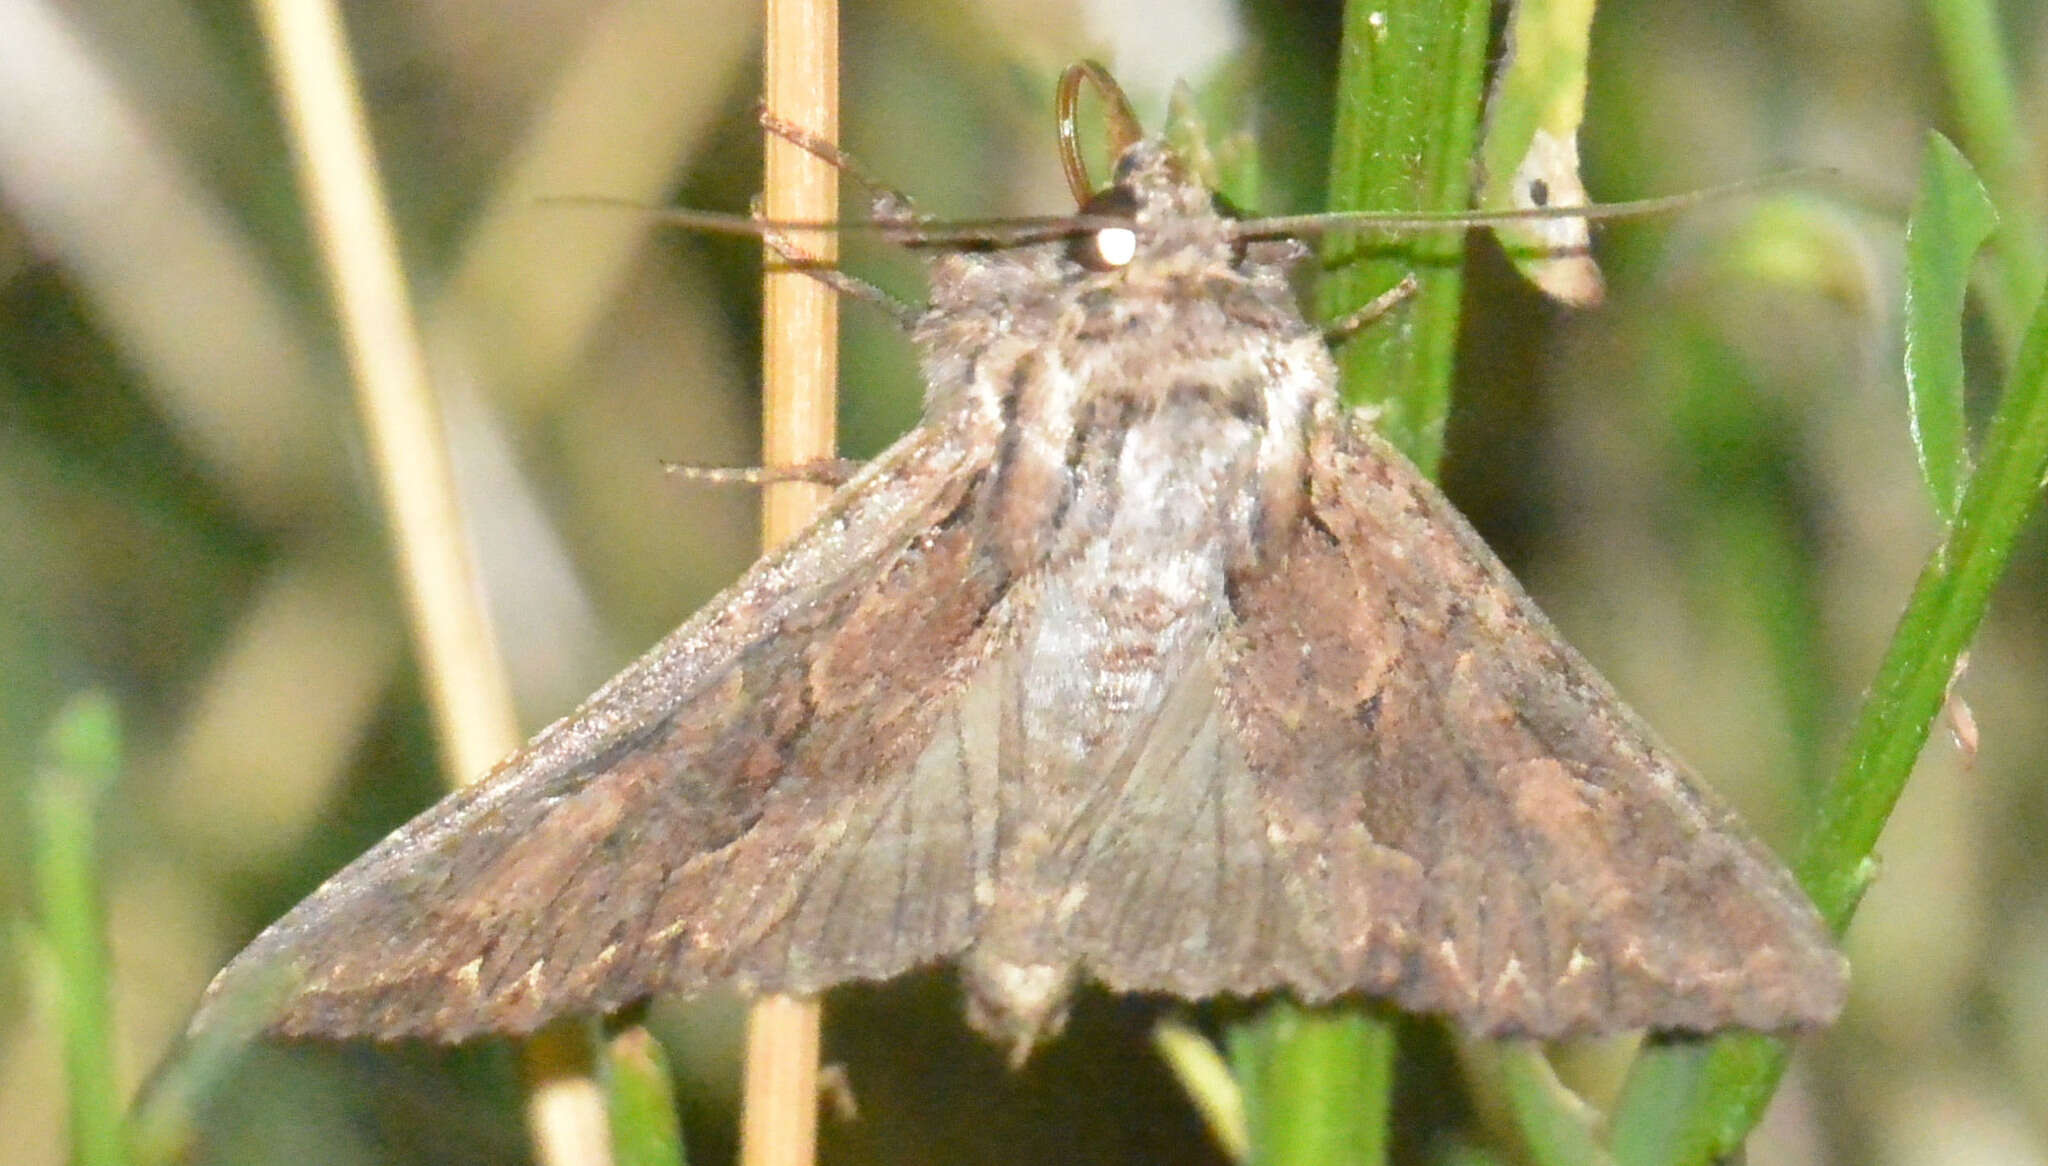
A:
5 1 2048 1164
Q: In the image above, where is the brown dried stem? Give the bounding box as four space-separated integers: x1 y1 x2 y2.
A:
250 2 610 1163
740 1 839 1166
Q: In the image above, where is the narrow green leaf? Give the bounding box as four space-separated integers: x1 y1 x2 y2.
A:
1610 1032 1788 1165
1926 0 2048 359
1903 132 1996 522
29 692 126 1166
1476 0 1605 306
605 1027 686 1166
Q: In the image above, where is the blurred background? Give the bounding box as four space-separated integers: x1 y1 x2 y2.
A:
1 0 2042 1163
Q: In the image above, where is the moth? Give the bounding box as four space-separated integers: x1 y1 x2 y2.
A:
192 64 1847 1066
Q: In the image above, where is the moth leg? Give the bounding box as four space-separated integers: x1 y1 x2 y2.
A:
757 107 931 253
757 106 917 223
661 458 864 489
749 193 922 329
1320 274 1421 347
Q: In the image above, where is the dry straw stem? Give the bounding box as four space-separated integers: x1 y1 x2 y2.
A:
250 1 611 1164
741 2 840 1166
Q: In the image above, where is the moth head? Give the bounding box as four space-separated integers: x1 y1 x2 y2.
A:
1062 139 1305 282
1047 63 1304 282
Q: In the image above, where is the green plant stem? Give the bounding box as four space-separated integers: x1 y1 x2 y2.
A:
1609 187 2048 1165
1926 0 2047 357
30 694 125 1166
1799 254 2048 927
1228 4 1490 1163
1315 0 1492 472
1232 1004 1398 1166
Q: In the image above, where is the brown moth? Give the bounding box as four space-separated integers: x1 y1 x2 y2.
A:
191 64 1846 1065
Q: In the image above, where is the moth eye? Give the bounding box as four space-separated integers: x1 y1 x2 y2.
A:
1069 185 1140 272
1078 226 1138 269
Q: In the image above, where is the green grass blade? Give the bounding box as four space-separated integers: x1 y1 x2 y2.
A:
1608 1032 1774 1165
1904 132 1996 521
29 693 126 1166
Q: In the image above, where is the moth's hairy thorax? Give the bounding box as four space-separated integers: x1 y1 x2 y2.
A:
916 215 1331 749
914 194 1334 580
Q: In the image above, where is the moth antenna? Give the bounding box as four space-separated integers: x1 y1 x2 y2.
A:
1231 169 1836 240
546 167 1831 248
1056 60 1145 205
540 194 1125 251
1320 274 1420 347
763 256 918 327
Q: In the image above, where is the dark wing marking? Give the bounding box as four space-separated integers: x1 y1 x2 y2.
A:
193 417 1013 1041
1069 412 1845 1037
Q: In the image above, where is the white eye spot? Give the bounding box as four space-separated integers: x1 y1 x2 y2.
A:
1092 226 1137 268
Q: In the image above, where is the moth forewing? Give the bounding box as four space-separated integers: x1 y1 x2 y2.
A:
191 418 1008 1040
1213 417 1847 1036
